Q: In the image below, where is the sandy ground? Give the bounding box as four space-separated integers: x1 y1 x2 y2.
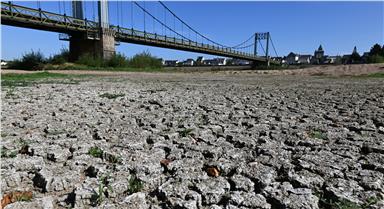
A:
1 63 384 77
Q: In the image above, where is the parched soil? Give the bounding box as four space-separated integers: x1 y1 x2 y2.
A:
1 65 384 209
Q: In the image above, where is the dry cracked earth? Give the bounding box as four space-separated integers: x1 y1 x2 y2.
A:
1 71 384 209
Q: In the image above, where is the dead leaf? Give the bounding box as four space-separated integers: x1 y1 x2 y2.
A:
206 166 220 177
160 159 172 167
1 191 33 209
1 194 12 209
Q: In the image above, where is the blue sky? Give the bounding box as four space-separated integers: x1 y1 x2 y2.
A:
1 1 383 61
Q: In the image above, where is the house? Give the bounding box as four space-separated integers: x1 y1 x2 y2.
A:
202 58 227 66
232 59 250 65
163 60 179 67
285 52 299 65
195 56 204 66
324 56 341 64
298 55 312 64
182 59 195 66
1 60 7 66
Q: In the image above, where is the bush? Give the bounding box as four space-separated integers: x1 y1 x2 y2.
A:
107 53 129 67
76 53 104 67
48 48 69 65
367 55 384 63
126 51 162 69
9 50 45 70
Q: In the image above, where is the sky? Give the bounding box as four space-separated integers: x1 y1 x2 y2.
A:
1 1 383 61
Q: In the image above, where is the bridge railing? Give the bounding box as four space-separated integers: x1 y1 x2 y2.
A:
111 25 254 59
1 2 98 32
1 2 262 61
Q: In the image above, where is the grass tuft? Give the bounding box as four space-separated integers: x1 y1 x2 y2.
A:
309 129 327 140
88 147 104 158
126 174 144 194
1 72 83 87
99 93 125 99
178 128 194 137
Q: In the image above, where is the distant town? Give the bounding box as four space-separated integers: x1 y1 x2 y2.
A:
160 45 381 67
1 44 382 69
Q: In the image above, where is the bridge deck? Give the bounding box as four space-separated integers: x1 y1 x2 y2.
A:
1 2 278 64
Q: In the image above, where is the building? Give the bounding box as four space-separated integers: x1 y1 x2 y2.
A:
324 56 341 64
285 52 299 65
195 56 204 66
312 45 325 64
232 59 250 65
182 59 195 66
202 58 227 66
298 55 312 64
163 60 179 67
1 60 7 66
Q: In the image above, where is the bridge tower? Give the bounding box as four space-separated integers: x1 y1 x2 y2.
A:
69 0 115 61
253 32 270 67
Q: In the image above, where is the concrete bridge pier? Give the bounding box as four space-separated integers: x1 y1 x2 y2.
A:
69 0 115 61
69 29 115 62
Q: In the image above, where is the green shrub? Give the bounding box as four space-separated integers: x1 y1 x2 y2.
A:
9 50 46 70
76 54 104 67
367 55 384 63
107 53 129 67
126 51 162 69
48 48 69 65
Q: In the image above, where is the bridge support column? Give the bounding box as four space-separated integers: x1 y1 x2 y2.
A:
68 0 115 61
69 31 115 61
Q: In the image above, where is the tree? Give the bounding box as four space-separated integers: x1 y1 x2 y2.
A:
369 44 382 56
382 45 384 56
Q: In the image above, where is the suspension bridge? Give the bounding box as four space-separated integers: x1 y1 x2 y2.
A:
1 1 280 65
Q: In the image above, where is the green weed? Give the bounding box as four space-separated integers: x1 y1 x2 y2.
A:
99 93 125 99
88 147 104 158
126 174 143 194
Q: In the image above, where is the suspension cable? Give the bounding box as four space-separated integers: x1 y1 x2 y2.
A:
269 34 279 57
231 34 255 49
92 1 95 21
131 1 133 28
58 0 61 14
159 1 228 48
259 41 266 55
133 1 191 41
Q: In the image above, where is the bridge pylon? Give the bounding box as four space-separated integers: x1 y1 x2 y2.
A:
69 0 115 61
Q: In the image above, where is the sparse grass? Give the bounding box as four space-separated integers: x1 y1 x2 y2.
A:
309 129 327 140
88 147 104 158
348 72 384 79
1 147 17 158
126 174 143 194
317 191 382 209
363 72 384 78
1 72 83 87
99 93 125 99
44 63 167 72
178 128 194 137
14 192 33 202
104 153 122 164
91 174 112 206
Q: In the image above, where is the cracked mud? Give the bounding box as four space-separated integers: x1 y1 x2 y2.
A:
1 71 384 209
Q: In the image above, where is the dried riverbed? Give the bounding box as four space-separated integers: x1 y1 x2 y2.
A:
1 69 384 209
